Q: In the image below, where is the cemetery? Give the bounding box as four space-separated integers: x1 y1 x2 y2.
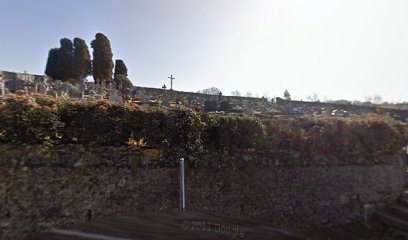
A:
2 1 408 238
1 69 408 124
0 31 407 240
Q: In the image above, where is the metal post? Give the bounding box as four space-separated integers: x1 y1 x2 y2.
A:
180 158 185 211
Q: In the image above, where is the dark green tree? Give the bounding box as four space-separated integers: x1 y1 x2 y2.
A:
114 59 128 77
72 38 92 82
91 33 114 85
114 59 133 90
56 38 74 81
44 38 74 81
45 48 59 79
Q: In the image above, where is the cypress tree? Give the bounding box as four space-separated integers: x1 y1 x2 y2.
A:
72 38 92 82
45 48 59 79
91 33 114 85
114 59 128 78
114 59 133 90
56 38 74 81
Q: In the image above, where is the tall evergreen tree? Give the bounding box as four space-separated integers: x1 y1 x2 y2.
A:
91 33 114 85
56 38 74 81
114 59 133 90
45 48 59 79
114 59 128 78
72 38 92 82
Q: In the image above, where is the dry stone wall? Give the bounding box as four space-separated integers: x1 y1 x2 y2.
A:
0 144 405 239
132 87 408 121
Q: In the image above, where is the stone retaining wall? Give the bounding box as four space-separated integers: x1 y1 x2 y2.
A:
0 144 405 239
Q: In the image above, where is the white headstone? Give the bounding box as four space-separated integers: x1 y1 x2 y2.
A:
111 95 123 102
0 82 4 96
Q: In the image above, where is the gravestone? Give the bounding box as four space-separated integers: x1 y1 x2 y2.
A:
80 78 88 92
0 72 4 96
37 79 49 95
109 84 123 102
5 79 26 93
111 95 123 102
0 82 5 96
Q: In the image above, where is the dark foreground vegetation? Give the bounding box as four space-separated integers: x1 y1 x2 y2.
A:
0 95 407 164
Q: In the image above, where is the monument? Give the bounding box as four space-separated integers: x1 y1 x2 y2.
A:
168 74 175 90
37 78 49 95
5 78 26 93
0 71 4 96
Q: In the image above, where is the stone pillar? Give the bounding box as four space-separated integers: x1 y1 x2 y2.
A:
0 82 4 96
0 72 4 96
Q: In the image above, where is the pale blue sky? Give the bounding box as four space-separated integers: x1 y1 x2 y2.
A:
1 0 407 102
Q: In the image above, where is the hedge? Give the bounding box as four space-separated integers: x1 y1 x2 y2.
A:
0 95 407 161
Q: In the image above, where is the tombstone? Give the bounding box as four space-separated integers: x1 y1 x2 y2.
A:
0 82 5 96
52 80 62 96
80 79 88 92
0 74 4 96
59 82 78 97
111 95 123 102
100 81 106 96
109 83 123 102
25 78 36 94
37 78 49 95
5 79 26 93
88 89 97 97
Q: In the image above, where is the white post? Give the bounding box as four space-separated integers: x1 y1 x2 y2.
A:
0 83 4 96
180 158 186 211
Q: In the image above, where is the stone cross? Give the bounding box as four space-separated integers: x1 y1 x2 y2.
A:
168 75 175 90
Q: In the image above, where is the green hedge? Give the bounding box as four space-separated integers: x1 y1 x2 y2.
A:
0 95 407 160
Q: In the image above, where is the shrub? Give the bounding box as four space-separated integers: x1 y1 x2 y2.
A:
200 113 265 151
0 95 61 144
58 100 134 145
0 95 406 162
140 107 203 153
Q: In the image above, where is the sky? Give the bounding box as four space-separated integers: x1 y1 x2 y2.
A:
1 0 408 102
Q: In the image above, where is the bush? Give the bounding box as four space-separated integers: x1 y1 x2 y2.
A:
200 113 265 151
0 95 61 144
140 107 203 153
57 100 203 152
0 95 406 161
58 100 134 145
